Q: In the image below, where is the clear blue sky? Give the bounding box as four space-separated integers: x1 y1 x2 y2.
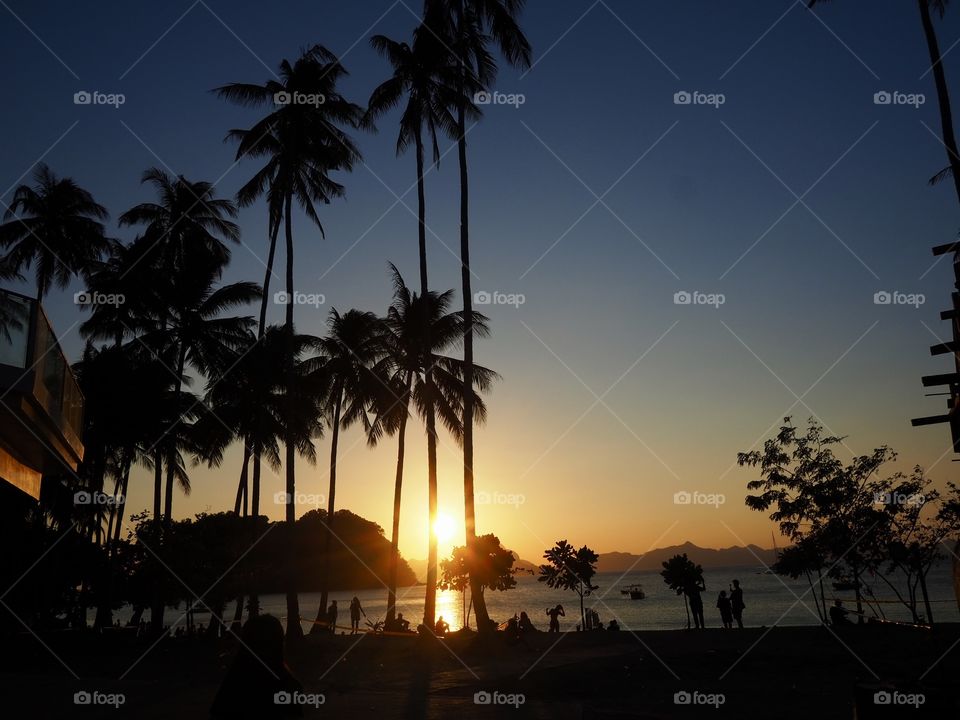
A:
2 0 959 560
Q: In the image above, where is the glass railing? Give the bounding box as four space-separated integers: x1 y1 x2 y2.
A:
0 288 84 450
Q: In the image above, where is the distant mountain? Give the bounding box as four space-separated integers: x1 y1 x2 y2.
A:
598 542 776 573
407 542 776 583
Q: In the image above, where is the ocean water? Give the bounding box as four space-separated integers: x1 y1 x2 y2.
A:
141 565 959 634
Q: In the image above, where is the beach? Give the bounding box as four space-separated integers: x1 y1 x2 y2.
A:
3 622 958 718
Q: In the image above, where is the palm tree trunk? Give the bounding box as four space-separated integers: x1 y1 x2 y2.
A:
235 444 251 515
416 133 429 293
313 387 343 634
151 447 164 631
163 344 187 527
456 76 491 633
386 375 412 624
918 0 960 205
282 194 302 640
424 380 439 629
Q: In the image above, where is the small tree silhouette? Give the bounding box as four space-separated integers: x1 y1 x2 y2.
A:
440 534 516 628
538 540 599 630
660 553 704 629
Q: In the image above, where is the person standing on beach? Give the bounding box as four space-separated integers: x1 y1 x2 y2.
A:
326 600 338 635
546 604 565 632
349 597 365 634
686 578 706 629
730 579 745 628
717 590 733 628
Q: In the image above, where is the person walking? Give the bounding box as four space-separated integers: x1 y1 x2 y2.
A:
730 579 745 629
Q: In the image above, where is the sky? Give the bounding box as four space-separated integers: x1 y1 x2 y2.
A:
2 0 960 564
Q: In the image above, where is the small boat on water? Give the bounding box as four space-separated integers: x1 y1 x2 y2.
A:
620 584 646 600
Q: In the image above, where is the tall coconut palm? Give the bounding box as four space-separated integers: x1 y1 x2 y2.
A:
215 46 364 638
308 309 383 632
423 0 531 631
0 163 110 300
373 265 499 627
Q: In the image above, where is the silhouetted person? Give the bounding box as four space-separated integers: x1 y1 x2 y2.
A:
607 619 620 631
210 614 303 718
326 601 338 635
830 600 851 626
546 604 565 633
434 616 449 637
686 578 706 629
717 590 733 629
518 611 535 635
730 579 745 629
396 613 410 632
349 597 365 634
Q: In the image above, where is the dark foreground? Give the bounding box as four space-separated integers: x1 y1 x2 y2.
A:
1 623 958 719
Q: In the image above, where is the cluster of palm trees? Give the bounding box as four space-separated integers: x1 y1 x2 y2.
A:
0 0 532 637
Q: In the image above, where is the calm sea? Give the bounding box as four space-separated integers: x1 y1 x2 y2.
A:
114 564 960 633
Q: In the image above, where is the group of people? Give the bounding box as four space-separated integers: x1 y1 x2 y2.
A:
686 578 746 629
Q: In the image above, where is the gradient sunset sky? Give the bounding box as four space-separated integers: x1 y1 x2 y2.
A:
3 0 960 563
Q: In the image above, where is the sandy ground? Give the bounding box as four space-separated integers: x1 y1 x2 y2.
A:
1 623 958 718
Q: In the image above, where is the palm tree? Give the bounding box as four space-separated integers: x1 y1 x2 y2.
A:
375 265 499 628
0 163 110 300
366 27 465 293
215 46 364 639
308 309 383 632
423 0 531 631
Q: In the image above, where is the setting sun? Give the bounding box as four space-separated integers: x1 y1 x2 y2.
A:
433 513 456 544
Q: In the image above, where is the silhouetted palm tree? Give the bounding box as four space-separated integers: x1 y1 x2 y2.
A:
308 309 382 632
216 46 364 638
376 265 498 627
0 163 110 300
423 0 531 631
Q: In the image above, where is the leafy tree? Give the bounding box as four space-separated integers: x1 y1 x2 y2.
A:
660 553 704 629
537 539 599 630
439 533 516 628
